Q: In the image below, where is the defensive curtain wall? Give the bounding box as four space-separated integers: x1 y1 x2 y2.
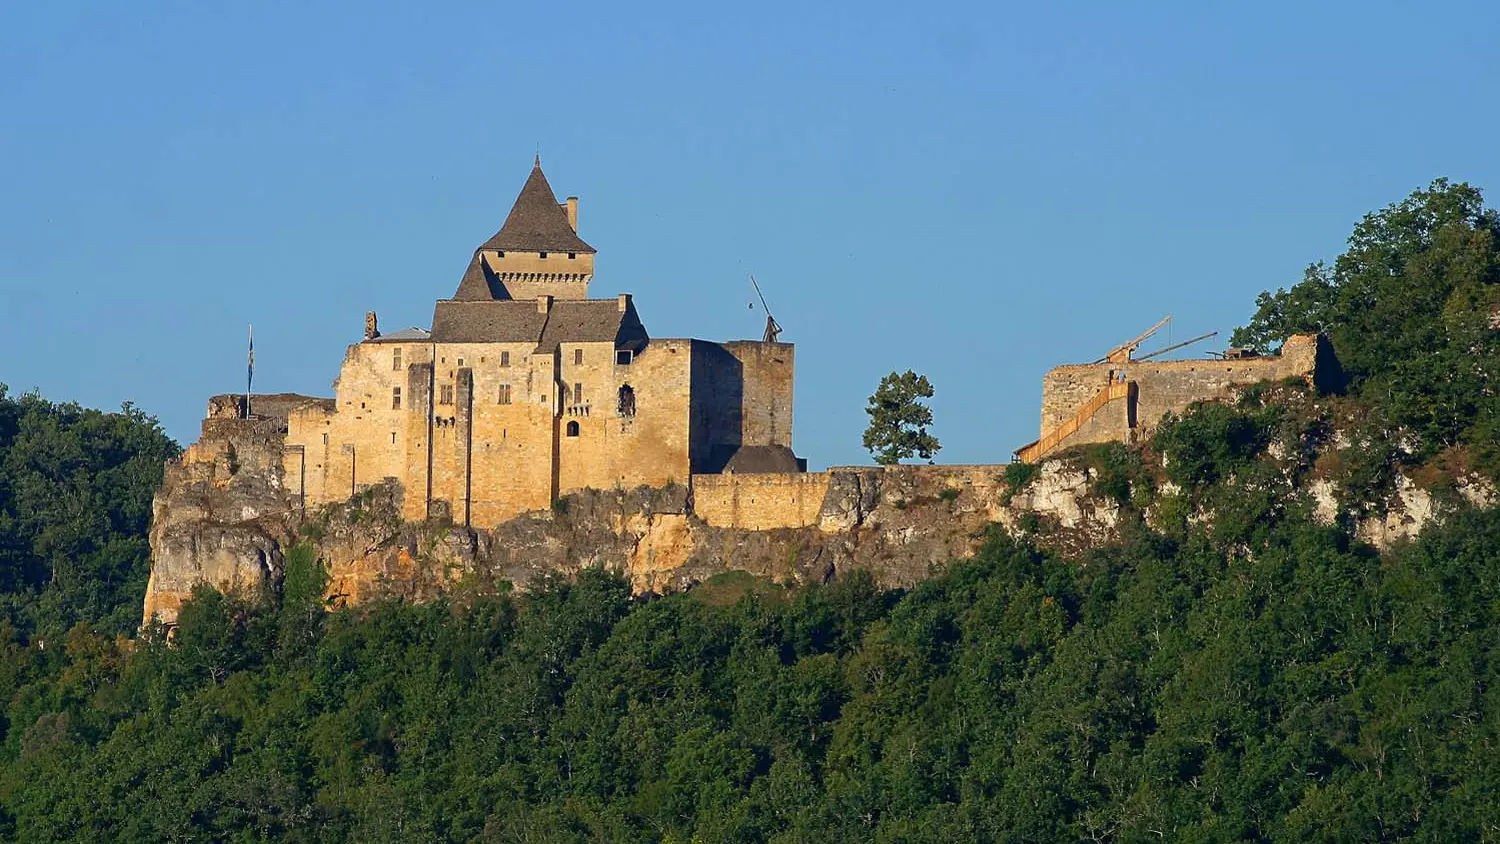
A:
1017 333 1336 462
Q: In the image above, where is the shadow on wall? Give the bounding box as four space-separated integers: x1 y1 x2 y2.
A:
1310 335 1347 395
690 341 744 474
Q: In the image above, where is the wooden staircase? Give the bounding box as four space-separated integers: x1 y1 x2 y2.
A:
1015 381 1134 464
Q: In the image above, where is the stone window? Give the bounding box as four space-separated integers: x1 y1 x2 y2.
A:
457 357 465 368
392 386 402 410
616 349 633 365
568 252 576 259
392 348 402 371
574 348 583 366
439 384 454 405
566 420 580 437
573 382 583 403
539 251 549 259
617 384 636 417
498 384 512 405
501 351 511 367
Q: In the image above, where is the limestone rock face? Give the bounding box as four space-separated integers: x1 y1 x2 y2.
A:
144 457 1140 625
144 419 300 625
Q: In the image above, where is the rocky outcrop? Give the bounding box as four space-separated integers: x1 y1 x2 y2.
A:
145 402 1500 625
144 446 1133 623
145 418 301 624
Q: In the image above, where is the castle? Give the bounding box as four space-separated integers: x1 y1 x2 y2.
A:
146 161 1344 625
252 159 801 527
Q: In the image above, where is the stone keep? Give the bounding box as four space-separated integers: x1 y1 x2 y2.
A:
279 159 801 527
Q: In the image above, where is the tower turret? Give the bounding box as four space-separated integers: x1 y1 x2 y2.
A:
454 158 597 301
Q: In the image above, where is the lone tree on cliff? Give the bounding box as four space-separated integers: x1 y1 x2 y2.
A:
863 370 941 465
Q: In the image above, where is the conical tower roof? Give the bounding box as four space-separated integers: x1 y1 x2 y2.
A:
478 158 595 254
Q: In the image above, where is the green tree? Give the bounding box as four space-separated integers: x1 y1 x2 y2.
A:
0 385 179 640
1231 178 1500 465
862 371 941 465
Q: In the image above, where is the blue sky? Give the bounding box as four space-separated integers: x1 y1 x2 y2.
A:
2 1 1497 467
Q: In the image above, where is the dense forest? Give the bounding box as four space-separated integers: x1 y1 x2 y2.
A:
0 179 1498 841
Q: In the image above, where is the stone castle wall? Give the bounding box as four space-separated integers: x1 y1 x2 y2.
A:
1038 334 1328 450
691 472 831 530
281 332 777 529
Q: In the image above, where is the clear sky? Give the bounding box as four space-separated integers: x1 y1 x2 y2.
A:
2 1 1497 467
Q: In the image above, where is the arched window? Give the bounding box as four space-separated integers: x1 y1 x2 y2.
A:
617 384 636 417
566 420 580 437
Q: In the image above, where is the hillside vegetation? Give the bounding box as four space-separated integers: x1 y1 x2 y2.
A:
0 387 178 641
1 180 1499 841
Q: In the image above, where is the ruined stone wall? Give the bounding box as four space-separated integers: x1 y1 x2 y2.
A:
1040 334 1324 444
691 472 830 530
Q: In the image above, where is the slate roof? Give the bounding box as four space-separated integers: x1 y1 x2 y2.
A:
431 301 549 344
430 298 648 350
536 300 648 351
368 327 431 343
478 160 595 255
452 254 501 301
723 445 803 474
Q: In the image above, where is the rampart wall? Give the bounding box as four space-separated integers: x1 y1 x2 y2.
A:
691 472 830 530
1038 334 1329 451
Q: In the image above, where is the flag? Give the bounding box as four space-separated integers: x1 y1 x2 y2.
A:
247 324 255 419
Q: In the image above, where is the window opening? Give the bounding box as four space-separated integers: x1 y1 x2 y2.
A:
568 252 576 259
617 384 636 417
439 384 454 405
392 386 402 410
498 384 512 405
574 348 583 366
393 348 402 371
616 349 633 365
573 382 583 403
566 420 580 437
501 351 511 367
539 251 548 259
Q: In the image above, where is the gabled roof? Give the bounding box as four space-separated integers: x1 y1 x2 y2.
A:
478 159 595 255
431 301 549 343
430 297 648 349
535 299 647 352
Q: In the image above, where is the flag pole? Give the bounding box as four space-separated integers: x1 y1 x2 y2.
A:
246 324 254 419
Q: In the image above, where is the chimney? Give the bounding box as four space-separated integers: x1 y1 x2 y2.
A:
564 196 578 231
364 311 379 340
537 295 553 314
617 293 631 313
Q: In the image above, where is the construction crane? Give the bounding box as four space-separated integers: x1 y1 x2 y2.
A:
1093 315 1172 364
749 274 783 343
1134 331 1218 362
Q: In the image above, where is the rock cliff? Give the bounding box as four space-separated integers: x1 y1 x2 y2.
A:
144 392 1497 626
